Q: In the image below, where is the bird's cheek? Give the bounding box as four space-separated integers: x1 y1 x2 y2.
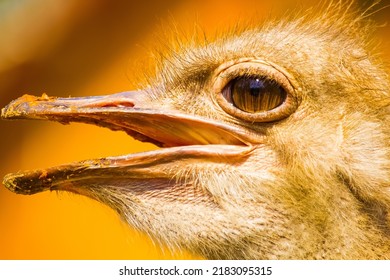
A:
60 177 216 211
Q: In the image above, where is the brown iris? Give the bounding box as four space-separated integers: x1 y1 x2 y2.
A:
225 76 287 113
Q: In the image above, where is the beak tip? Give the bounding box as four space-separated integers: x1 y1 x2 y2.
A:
3 173 21 194
0 107 6 119
1 96 31 120
2 94 54 120
1 105 20 120
3 171 51 195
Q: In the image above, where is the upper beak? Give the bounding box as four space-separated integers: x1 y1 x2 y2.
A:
1 90 255 195
2 91 254 147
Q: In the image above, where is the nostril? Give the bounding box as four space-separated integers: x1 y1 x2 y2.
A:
84 99 135 108
100 101 135 108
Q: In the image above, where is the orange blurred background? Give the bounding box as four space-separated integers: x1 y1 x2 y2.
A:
0 0 389 259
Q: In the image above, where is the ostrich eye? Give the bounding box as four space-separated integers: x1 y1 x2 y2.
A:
213 60 299 122
224 77 287 113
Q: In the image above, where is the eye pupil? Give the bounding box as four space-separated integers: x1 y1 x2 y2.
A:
228 76 286 113
248 78 262 96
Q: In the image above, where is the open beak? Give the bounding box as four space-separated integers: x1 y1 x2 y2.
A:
1 91 254 196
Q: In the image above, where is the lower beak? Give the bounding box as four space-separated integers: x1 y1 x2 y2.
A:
1 91 254 195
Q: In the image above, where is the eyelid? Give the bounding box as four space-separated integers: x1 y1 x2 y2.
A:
211 58 300 122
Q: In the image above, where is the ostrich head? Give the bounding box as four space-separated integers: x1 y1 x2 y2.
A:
1 4 390 259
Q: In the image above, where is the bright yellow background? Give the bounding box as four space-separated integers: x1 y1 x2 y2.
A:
0 0 389 259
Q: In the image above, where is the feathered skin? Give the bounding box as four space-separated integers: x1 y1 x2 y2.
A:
2 2 389 259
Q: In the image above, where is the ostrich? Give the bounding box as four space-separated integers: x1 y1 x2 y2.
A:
1 4 390 259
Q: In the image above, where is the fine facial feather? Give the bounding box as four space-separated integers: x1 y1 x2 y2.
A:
1 2 389 259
